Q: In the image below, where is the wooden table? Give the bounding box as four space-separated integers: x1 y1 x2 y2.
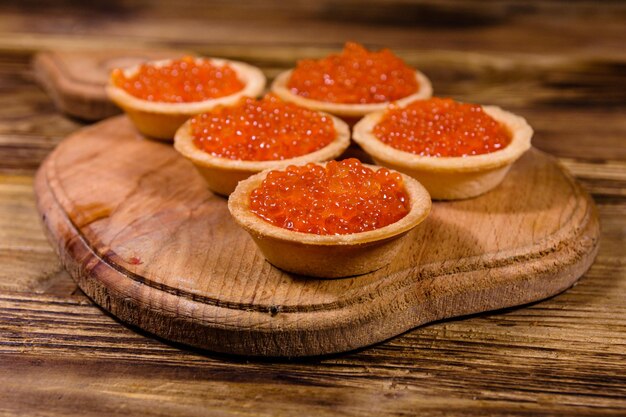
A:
1 1 625 415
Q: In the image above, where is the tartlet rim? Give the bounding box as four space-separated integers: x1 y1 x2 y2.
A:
352 103 533 173
228 162 432 246
105 57 266 115
173 112 351 172
270 69 433 117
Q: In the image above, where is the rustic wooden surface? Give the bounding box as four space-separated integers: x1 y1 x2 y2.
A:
35 116 599 356
1 0 625 415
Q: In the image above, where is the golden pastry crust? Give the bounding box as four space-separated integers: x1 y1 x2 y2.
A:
228 163 432 278
106 57 266 140
352 105 533 200
270 69 432 118
174 114 351 196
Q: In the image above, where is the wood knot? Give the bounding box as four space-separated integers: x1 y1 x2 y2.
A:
269 305 281 316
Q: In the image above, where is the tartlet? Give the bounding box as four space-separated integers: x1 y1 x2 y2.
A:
228 161 432 278
106 57 266 140
271 42 432 120
174 98 351 196
353 100 533 200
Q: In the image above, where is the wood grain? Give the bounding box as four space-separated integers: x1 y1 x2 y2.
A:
1 0 625 414
2 1 625 57
33 116 599 356
0 174 73 294
1 283 625 416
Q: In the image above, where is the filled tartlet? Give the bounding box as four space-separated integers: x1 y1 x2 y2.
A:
228 159 431 278
353 98 533 200
271 42 432 121
174 94 350 196
107 56 266 139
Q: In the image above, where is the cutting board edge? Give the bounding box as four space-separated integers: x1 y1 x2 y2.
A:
32 51 121 121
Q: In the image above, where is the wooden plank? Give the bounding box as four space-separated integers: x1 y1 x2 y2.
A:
0 287 624 416
0 1 624 57
0 174 77 295
0 50 82 174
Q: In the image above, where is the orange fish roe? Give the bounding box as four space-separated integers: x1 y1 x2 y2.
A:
249 159 410 235
111 56 244 103
373 98 512 157
190 94 336 161
287 42 418 104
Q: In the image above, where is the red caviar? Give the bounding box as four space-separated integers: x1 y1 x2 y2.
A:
373 98 512 157
111 56 244 103
249 159 410 235
287 42 418 104
190 94 336 161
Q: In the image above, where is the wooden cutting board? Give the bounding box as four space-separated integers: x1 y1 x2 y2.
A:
34 116 599 357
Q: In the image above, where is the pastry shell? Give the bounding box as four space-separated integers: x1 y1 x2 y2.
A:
174 114 351 196
228 163 432 278
106 57 266 140
352 105 533 200
271 69 432 120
